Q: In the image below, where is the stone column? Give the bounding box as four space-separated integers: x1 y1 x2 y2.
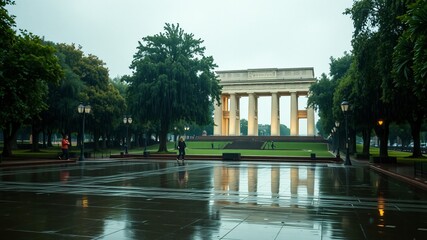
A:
235 96 240 136
270 92 280 136
222 95 229 135
229 93 237 135
248 93 258 136
290 92 298 136
307 106 315 136
213 99 222 136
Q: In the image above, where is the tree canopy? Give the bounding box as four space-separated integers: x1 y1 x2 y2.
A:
127 23 222 152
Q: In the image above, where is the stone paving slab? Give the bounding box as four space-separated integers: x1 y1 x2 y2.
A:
1 159 427 239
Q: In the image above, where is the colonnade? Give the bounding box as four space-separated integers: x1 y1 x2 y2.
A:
213 91 315 136
213 165 315 198
214 67 317 136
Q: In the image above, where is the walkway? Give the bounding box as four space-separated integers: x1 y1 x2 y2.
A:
0 158 427 239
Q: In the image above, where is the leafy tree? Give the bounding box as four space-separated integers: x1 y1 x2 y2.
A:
308 53 352 141
0 0 15 70
349 34 382 156
42 43 85 147
258 124 270 136
1 32 63 156
87 83 125 150
127 23 222 152
240 119 248 136
393 0 427 157
280 124 290 136
345 0 414 160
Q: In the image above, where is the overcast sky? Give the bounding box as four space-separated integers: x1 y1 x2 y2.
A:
7 0 354 133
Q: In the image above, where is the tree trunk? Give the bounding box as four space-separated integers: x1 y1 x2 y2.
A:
2 122 20 157
376 121 389 158
31 128 40 152
362 128 371 156
31 121 42 152
47 129 53 147
158 119 169 152
102 132 107 149
409 118 422 158
93 130 99 151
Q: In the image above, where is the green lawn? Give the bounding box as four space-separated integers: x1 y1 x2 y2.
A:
134 141 333 157
356 144 427 162
2 141 426 162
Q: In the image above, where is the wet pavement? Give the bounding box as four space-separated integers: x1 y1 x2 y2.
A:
1 159 427 240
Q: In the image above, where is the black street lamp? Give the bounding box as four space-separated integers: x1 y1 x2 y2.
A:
78 103 91 161
331 128 335 153
123 116 132 154
341 100 351 166
335 121 341 159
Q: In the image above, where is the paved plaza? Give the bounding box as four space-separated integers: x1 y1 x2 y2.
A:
1 159 427 239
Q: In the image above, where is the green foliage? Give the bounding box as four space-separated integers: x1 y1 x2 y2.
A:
0 0 15 60
1 32 63 126
308 53 352 138
0 31 63 156
127 23 222 152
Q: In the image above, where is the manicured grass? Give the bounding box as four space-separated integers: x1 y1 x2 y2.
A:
2 141 425 161
137 141 333 157
356 144 427 163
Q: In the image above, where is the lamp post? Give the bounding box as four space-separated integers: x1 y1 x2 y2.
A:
331 128 336 153
78 103 91 161
341 101 351 165
123 116 132 154
335 121 341 159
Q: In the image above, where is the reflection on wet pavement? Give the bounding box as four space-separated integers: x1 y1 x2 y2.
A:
1 160 427 239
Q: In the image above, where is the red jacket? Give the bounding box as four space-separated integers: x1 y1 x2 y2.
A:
61 138 70 149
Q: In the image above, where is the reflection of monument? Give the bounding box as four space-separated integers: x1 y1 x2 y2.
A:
213 164 316 206
271 166 280 197
248 164 258 194
291 167 315 196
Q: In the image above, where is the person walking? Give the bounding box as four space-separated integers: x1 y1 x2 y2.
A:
59 135 70 160
176 137 187 164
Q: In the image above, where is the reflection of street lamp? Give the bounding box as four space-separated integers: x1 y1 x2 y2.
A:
78 103 91 161
341 101 351 166
335 121 341 159
123 116 132 154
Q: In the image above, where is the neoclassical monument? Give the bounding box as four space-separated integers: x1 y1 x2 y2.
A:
213 67 316 136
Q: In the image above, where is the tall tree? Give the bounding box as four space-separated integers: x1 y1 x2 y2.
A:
127 23 222 152
393 0 427 157
308 53 352 139
0 0 15 69
1 32 63 156
346 0 414 160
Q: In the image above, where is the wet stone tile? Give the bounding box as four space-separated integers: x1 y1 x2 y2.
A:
1 160 427 239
